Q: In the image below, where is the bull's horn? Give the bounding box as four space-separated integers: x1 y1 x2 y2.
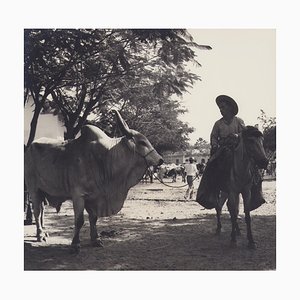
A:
111 109 133 137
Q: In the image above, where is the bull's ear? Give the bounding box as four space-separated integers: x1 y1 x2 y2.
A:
111 109 134 138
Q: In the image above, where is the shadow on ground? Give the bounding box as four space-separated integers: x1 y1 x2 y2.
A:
24 209 276 270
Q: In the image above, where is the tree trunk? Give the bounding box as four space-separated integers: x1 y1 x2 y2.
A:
64 127 76 140
26 104 42 147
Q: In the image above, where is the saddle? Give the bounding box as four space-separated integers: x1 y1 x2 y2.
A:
196 134 265 211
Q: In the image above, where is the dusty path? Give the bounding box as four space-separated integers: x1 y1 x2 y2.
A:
24 178 276 270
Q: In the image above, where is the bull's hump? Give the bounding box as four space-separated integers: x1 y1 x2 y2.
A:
80 125 118 150
81 125 108 141
34 137 63 145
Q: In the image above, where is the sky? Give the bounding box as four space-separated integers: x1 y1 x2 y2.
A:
178 29 276 144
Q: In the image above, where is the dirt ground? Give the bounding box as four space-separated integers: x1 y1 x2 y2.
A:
24 177 276 270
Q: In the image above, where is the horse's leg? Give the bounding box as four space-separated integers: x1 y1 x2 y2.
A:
40 201 45 229
227 192 239 247
235 195 241 236
242 189 256 249
71 197 85 253
244 211 256 249
215 191 227 235
85 201 103 247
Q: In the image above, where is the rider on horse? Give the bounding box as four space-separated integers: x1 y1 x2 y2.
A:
196 95 265 210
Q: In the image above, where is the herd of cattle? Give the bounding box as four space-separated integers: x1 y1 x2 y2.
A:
24 110 270 252
141 162 206 184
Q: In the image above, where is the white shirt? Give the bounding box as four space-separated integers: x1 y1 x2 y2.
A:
185 163 198 176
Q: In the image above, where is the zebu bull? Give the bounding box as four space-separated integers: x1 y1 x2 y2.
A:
197 126 268 249
25 110 163 252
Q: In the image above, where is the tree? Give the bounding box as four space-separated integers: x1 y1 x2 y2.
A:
193 137 210 155
257 109 276 153
119 99 194 152
24 29 211 145
24 29 114 144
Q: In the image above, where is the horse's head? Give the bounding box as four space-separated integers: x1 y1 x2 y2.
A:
242 126 269 169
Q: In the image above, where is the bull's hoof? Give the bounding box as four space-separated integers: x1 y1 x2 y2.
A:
91 239 104 248
248 242 257 250
37 235 47 242
70 244 81 254
24 219 33 225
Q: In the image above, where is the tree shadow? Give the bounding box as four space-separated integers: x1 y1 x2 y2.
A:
24 207 276 270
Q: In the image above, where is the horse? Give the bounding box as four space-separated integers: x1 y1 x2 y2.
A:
196 126 269 249
215 126 269 249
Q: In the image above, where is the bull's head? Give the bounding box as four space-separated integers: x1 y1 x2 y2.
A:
111 109 164 167
242 126 269 169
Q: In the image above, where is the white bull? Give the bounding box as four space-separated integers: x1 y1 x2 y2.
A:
25 110 163 252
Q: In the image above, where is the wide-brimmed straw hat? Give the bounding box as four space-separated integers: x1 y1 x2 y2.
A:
216 95 239 115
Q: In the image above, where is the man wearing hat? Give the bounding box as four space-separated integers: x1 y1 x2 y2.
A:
184 157 198 200
210 95 245 155
196 95 265 210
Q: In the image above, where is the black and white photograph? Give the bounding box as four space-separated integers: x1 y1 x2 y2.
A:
23 28 276 271
2 0 299 299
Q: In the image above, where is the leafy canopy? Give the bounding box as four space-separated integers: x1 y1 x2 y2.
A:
24 29 211 150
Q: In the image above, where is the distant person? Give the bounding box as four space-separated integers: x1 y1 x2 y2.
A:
184 157 198 200
182 160 188 183
197 158 206 176
157 165 166 182
149 166 154 183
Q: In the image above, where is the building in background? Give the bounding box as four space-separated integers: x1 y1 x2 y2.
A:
163 150 209 165
24 96 65 144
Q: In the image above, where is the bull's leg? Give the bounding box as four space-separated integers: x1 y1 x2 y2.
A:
24 190 33 225
227 193 239 247
85 202 103 247
39 201 49 237
30 191 47 242
71 198 85 253
215 191 227 235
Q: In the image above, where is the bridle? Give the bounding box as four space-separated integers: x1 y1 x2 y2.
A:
142 148 156 160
